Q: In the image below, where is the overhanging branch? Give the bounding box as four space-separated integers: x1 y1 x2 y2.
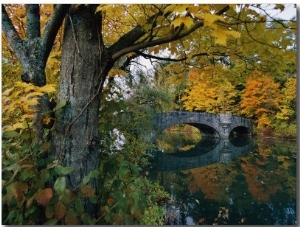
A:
111 4 230 61
135 50 209 62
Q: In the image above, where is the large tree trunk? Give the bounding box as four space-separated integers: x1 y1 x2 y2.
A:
52 5 112 217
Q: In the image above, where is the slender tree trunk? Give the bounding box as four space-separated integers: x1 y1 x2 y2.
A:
2 4 70 143
52 5 112 217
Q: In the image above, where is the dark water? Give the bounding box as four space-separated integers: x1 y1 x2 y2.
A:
149 136 297 225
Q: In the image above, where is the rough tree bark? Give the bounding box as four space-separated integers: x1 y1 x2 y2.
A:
51 5 114 217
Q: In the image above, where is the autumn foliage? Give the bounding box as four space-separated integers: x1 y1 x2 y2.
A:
2 3 296 225
182 66 237 113
240 72 281 129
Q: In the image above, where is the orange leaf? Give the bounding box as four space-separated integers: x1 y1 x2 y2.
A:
11 182 29 204
35 188 53 206
55 201 66 220
107 197 114 204
80 184 95 198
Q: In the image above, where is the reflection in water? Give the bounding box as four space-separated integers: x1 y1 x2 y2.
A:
149 137 297 225
151 138 256 171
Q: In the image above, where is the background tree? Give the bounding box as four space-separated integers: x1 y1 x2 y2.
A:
240 72 282 131
181 65 238 113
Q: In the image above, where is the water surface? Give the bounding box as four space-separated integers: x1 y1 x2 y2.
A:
149 135 297 225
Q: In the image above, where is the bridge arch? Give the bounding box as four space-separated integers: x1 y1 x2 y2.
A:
188 123 219 137
230 126 252 137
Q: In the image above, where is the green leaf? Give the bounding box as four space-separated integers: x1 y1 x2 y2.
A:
119 166 129 179
55 165 74 175
81 213 92 224
20 132 31 140
54 99 67 111
82 176 90 185
65 208 78 225
45 204 54 219
44 218 57 225
54 176 66 194
82 170 100 184
5 163 20 172
54 165 63 175
59 189 73 206
2 130 19 138
118 100 127 110
89 169 100 178
61 166 74 175
133 191 141 202
20 168 35 181
90 195 98 204
75 199 84 214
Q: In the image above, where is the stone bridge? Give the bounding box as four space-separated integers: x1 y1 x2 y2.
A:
155 111 253 139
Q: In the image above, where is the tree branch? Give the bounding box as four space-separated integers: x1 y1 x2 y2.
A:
108 8 166 56
245 22 283 49
252 4 296 29
42 4 71 61
26 4 40 39
2 4 25 63
111 23 186 60
135 50 209 62
111 4 230 60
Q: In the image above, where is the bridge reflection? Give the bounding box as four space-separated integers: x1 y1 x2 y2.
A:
150 137 257 171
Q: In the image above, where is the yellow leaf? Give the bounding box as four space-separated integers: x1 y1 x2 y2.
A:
15 81 30 88
226 30 241 39
25 98 39 106
2 125 15 131
43 116 54 125
25 92 45 99
164 5 176 15
20 114 35 121
172 17 194 29
24 84 37 93
12 122 25 130
211 29 240 46
196 13 224 28
126 52 135 58
11 90 23 99
149 45 160 54
95 4 110 13
26 194 36 209
38 84 56 93
2 87 14 96
108 69 128 78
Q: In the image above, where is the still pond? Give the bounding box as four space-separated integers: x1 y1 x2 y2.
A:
148 126 297 225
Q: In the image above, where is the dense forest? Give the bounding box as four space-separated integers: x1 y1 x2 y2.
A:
2 4 296 224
